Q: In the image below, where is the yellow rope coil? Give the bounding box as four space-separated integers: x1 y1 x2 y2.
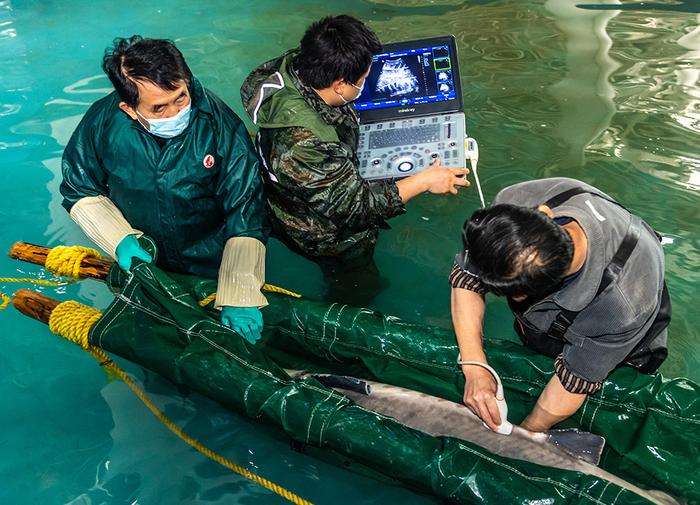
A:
45 245 102 279
2 245 101 311
48 301 103 349
198 284 302 308
47 299 312 505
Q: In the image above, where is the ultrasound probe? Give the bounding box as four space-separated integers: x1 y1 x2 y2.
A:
466 137 485 207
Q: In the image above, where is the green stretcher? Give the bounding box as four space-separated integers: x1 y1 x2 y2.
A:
85 258 698 504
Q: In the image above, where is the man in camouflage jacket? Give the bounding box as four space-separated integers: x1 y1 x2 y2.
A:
240 16 468 267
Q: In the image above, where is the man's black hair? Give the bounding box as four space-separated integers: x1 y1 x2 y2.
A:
102 35 193 108
463 204 574 298
294 15 381 89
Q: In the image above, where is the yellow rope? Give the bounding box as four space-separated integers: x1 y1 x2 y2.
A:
263 283 302 298
198 284 302 308
47 300 313 505
0 277 76 312
48 301 103 348
0 277 75 286
1 245 102 311
45 245 102 279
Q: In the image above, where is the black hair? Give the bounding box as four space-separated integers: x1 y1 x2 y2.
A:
294 15 381 89
102 35 193 108
462 204 574 298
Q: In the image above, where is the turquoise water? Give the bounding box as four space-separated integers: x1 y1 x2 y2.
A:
1 1 699 503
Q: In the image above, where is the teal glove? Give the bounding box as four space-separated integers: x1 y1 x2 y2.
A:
115 234 152 272
221 306 263 344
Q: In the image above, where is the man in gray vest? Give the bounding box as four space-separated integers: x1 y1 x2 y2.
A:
450 177 670 432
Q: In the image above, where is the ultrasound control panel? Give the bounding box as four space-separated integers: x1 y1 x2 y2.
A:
357 113 466 180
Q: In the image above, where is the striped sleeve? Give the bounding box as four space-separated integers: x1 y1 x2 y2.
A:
554 354 603 394
448 261 487 295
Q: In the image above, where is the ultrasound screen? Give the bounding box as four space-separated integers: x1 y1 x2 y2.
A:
355 43 458 112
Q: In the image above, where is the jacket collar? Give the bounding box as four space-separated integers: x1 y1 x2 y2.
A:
188 77 211 119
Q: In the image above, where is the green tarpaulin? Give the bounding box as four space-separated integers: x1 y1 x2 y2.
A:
84 259 698 504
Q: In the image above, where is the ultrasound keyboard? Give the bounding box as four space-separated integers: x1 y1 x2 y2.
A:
357 113 466 180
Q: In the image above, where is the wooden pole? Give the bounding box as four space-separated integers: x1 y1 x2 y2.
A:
8 242 112 280
12 288 60 324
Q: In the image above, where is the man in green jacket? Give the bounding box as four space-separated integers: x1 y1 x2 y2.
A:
60 36 269 343
240 16 469 271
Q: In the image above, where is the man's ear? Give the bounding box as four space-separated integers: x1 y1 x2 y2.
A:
119 102 138 121
330 78 345 95
537 204 555 218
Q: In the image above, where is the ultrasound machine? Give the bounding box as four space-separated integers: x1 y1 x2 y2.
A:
355 35 468 180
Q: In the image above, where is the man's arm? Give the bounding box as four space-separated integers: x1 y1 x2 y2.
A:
451 284 503 431
60 104 148 265
520 374 587 432
282 136 406 231
397 160 469 202
213 113 269 312
521 300 655 431
60 108 108 213
280 133 468 232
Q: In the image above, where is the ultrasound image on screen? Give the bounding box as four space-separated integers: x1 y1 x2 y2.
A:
433 46 449 59
436 70 452 82
354 42 459 112
434 58 451 70
361 53 431 103
375 58 422 98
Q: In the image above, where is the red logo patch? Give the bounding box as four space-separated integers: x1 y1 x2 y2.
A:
203 154 215 169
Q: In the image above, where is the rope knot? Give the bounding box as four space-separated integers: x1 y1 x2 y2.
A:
46 246 102 279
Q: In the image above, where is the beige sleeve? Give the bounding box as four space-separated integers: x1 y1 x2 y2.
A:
69 195 142 258
215 236 268 308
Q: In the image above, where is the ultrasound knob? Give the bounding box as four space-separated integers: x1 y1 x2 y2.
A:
398 161 414 172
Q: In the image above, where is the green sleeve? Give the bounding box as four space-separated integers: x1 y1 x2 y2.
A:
60 102 109 212
212 98 270 245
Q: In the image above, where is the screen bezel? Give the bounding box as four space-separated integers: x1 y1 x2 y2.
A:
356 35 463 123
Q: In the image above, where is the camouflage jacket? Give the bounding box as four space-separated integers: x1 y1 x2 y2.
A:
240 50 405 259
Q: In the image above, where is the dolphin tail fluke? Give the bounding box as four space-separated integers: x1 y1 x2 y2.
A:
546 428 606 465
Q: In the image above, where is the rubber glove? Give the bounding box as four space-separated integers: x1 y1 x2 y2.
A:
115 234 153 271
221 306 263 344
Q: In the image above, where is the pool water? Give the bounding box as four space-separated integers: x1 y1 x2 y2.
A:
1 1 698 503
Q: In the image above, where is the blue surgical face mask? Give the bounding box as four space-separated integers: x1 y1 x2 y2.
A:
137 103 191 138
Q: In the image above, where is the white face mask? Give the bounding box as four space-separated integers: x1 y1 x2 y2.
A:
136 103 191 138
337 80 365 105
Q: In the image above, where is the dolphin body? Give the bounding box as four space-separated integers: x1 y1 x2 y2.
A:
294 372 681 505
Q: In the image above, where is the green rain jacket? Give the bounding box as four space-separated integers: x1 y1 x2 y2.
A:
60 78 268 279
240 51 405 260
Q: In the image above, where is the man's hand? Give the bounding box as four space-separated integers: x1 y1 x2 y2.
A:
462 364 502 431
115 234 152 271
397 160 470 202
221 306 264 344
419 159 470 195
